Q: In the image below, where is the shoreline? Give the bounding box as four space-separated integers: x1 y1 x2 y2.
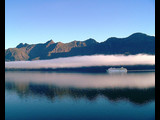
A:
5 65 155 73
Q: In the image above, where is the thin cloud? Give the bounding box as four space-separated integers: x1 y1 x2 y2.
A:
5 54 155 69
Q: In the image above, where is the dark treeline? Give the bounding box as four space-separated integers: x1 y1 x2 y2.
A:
5 65 155 73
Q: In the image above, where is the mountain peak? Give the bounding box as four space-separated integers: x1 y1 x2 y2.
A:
6 33 155 61
45 39 54 44
84 38 97 45
128 32 148 38
16 43 28 48
45 40 55 47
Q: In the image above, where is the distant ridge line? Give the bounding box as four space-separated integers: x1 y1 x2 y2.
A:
5 32 155 61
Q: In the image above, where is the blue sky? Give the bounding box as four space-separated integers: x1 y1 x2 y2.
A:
5 0 155 49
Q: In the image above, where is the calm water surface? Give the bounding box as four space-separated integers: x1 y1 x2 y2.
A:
5 71 155 120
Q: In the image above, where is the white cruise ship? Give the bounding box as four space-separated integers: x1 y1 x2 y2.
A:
107 67 127 73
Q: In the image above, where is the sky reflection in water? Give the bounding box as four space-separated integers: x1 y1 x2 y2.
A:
5 71 155 120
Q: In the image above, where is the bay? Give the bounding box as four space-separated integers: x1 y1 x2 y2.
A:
5 71 155 120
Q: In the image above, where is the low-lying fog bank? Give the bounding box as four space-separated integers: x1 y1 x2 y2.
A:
5 54 155 70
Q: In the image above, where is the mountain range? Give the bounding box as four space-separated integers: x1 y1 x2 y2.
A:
5 33 155 61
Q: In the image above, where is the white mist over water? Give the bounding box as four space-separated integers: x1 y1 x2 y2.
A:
5 54 155 69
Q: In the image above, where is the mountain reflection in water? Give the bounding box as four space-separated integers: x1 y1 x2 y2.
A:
5 71 155 105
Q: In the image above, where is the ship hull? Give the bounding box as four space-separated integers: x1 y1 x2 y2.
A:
107 68 127 73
